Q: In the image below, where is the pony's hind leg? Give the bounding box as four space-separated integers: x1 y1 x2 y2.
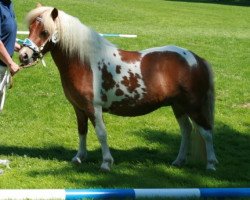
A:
172 107 192 167
91 106 114 171
193 123 218 170
189 109 218 170
72 107 88 164
188 90 218 170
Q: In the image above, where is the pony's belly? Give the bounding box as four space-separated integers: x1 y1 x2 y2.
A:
104 104 160 116
99 79 172 117
102 97 170 117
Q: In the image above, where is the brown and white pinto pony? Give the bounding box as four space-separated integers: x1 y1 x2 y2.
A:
19 6 218 171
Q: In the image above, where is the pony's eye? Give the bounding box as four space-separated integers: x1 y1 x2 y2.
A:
40 30 49 38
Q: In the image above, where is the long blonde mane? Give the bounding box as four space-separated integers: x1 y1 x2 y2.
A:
26 6 115 63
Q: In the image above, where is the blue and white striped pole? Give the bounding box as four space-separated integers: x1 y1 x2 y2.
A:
17 31 137 38
0 188 249 199
99 33 137 38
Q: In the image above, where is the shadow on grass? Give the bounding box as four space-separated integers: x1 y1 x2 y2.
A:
0 141 177 167
165 0 250 6
0 129 179 164
0 122 249 187
0 145 77 162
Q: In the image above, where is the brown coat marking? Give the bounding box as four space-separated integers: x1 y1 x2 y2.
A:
101 63 116 91
115 88 124 96
121 71 140 93
51 51 94 117
140 51 212 129
118 49 141 63
116 65 121 74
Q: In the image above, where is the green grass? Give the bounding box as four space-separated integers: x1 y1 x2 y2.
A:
0 0 249 192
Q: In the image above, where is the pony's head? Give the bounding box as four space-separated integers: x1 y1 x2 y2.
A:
20 5 115 66
19 6 59 66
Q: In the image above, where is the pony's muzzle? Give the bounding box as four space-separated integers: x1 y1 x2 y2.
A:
19 47 36 65
19 52 29 64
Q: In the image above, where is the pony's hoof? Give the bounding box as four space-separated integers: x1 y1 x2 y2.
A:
206 158 218 171
72 152 87 165
172 159 185 167
72 156 82 164
100 158 113 172
207 165 216 171
206 162 216 171
72 155 87 165
100 162 112 172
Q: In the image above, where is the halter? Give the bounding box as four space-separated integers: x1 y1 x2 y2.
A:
22 38 42 57
20 31 59 63
19 33 58 69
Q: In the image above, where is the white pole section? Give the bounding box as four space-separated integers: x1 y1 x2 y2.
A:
0 189 66 200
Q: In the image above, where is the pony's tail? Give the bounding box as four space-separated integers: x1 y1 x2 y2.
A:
190 61 215 165
204 60 215 131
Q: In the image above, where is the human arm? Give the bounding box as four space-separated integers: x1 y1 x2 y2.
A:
0 40 20 75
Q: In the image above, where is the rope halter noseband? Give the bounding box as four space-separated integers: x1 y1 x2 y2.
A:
20 33 58 68
22 38 42 56
21 31 58 68
22 32 59 58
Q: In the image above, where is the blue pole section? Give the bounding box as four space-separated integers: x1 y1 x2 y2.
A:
200 188 250 198
65 189 135 199
0 188 250 199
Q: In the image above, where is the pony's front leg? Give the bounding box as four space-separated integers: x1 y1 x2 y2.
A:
72 107 88 164
91 106 114 171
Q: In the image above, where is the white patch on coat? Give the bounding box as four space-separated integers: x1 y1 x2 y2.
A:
141 45 197 67
91 47 146 109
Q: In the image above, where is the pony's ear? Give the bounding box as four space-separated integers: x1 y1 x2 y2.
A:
51 8 58 21
36 3 42 7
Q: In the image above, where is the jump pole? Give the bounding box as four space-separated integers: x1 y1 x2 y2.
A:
17 31 137 38
0 188 249 199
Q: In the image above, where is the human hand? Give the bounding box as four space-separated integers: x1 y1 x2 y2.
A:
8 61 20 76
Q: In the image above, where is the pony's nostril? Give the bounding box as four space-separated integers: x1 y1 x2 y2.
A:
23 53 28 60
20 52 29 61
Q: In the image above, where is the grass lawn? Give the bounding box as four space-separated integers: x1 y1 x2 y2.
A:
0 0 249 191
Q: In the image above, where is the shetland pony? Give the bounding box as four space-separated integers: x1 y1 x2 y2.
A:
19 6 218 171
